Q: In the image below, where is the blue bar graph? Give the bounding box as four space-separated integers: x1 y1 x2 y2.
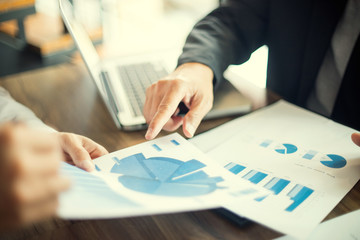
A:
303 150 317 160
231 188 258 197
260 140 272 148
224 162 246 175
255 195 268 202
113 156 121 164
243 170 268 184
95 164 101 171
286 184 314 212
171 139 180 146
264 177 290 195
152 144 162 151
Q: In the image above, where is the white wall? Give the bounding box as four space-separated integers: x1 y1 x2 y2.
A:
35 0 268 87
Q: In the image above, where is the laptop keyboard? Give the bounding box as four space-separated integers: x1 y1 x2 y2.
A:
118 62 168 117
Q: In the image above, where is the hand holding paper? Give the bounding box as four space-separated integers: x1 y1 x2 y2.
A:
58 132 108 171
0 123 70 231
58 134 267 219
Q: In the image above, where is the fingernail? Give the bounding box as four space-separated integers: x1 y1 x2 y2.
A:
185 123 195 138
83 160 95 171
145 128 153 140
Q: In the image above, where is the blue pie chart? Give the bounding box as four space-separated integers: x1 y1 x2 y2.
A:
275 144 298 154
320 154 346 168
110 153 224 197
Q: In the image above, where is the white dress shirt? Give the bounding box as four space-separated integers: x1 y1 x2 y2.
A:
0 87 55 132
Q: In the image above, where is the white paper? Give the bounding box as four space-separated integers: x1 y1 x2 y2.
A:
190 100 360 239
58 133 267 219
276 210 360 240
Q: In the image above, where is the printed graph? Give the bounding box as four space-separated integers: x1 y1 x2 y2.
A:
286 184 314 212
223 162 312 211
275 144 298 154
302 150 317 160
60 163 136 207
264 177 290 195
110 153 224 197
255 177 291 202
260 140 272 148
260 139 347 169
224 162 246 175
320 154 347 168
243 170 268 184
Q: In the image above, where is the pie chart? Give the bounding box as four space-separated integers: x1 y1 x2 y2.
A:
275 144 298 154
320 154 347 168
110 153 224 197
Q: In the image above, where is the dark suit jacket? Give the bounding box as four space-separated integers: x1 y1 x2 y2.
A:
178 0 360 129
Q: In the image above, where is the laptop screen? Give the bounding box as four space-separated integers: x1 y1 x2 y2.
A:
59 0 123 129
59 0 101 88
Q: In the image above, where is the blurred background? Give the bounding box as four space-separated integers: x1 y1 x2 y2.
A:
0 0 267 88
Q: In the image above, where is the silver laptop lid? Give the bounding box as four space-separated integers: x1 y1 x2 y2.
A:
59 0 121 128
59 0 102 92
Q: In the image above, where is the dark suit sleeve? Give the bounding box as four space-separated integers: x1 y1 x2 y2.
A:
177 0 269 88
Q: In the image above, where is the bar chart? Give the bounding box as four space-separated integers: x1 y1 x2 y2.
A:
224 162 246 175
243 170 268 184
264 177 290 195
223 162 313 212
303 150 317 160
286 184 314 212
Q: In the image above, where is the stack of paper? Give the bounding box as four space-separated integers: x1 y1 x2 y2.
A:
191 100 360 238
59 100 360 239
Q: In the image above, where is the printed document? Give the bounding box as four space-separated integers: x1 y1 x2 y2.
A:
191 100 360 239
58 133 266 219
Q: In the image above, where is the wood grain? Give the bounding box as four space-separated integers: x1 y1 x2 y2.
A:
0 62 359 240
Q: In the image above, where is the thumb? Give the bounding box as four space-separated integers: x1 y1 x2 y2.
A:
60 133 95 172
67 146 95 172
351 133 360 147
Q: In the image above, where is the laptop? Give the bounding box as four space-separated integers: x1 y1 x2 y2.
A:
59 0 251 131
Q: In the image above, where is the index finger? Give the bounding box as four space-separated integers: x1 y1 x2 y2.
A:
145 89 185 140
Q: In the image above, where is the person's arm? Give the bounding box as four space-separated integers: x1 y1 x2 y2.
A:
0 88 109 231
0 123 109 231
0 87 55 132
144 0 269 139
0 87 108 171
178 0 269 89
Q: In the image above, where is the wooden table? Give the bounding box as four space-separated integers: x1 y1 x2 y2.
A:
0 0 36 49
0 62 359 239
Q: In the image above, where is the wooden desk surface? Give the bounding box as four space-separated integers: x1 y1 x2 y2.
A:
0 0 35 12
0 62 359 239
